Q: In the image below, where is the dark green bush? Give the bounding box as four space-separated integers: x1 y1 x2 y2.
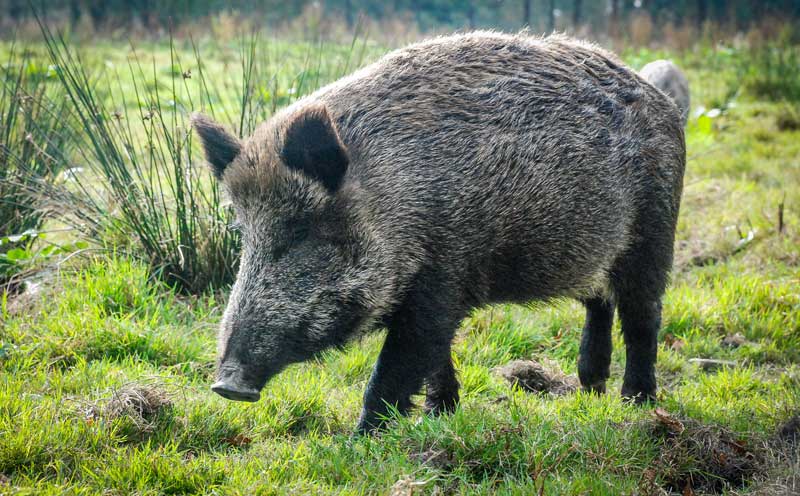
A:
738 43 800 102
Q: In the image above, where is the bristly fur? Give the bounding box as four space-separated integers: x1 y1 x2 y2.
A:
195 31 686 433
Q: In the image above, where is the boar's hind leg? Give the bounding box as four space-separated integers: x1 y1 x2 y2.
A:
612 224 674 404
617 296 661 404
356 294 459 433
578 297 615 394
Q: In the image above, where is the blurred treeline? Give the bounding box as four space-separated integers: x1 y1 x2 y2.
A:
2 1 799 40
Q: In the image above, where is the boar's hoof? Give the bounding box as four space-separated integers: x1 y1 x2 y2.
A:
582 381 607 395
424 393 459 416
621 388 656 405
211 381 260 402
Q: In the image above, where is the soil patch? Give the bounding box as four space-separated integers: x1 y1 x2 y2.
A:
777 415 800 445
494 359 578 396
648 408 763 494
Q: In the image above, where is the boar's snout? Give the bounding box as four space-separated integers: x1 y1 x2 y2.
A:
211 365 261 402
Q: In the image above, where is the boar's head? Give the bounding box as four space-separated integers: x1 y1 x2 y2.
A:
193 104 379 402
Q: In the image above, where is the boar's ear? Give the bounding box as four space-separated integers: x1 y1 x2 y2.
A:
281 104 348 193
191 113 242 179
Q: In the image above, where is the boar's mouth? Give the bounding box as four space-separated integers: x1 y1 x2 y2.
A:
211 365 264 402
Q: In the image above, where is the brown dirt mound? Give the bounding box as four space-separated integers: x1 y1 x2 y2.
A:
494 359 578 396
746 415 800 495
648 408 763 494
777 415 800 446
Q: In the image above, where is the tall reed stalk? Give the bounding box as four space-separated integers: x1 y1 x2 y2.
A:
36 25 243 293
0 43 71 240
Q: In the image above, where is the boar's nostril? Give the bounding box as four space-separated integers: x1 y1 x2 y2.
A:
211 380 261 402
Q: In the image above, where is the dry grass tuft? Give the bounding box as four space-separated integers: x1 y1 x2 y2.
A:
103 383 173 434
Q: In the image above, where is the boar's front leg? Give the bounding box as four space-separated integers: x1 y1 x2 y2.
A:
356 290 460 433
578 297 615 394
424 357 459 415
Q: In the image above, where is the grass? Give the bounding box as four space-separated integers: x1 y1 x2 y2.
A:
0 40 76 288
0 42 68 236
1 33 799 494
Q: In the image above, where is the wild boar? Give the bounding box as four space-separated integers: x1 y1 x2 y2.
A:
639 59 691 126
193 31 686 433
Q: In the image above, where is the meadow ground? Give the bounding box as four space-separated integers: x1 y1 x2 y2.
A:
1 34 799 494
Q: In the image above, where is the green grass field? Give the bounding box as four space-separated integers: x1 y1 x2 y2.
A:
1 34 799 494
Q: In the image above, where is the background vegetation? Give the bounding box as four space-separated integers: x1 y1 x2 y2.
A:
3 0 800 39
0 1 798 494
